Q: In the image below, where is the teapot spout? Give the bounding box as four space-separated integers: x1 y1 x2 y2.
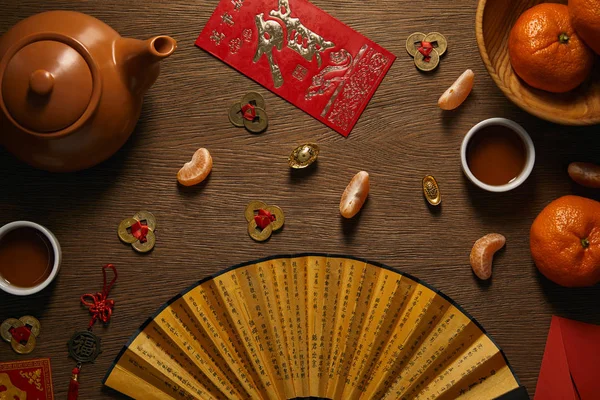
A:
117 35 177 95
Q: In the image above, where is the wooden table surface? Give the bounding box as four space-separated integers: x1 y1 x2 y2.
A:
1 0 599 398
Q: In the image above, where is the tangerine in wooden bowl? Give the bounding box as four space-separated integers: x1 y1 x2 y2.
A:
476 0 600 125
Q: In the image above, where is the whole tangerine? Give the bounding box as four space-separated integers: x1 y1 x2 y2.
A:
569 0 600 54
530 195 600 287
508 3 594 93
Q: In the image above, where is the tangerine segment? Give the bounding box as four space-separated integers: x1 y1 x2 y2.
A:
438 69 474 111
470 234 506 280
340 171 369 219
508 3 594 93
177 148 213 186
568 162 600 189
530 195 600 287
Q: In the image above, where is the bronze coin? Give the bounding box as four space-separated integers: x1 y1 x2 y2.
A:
424 32 447 56
68 330 102 363
414 48 440 72
289 143 319 169
118 217 138 244
423 175 442 206
243 107 269 134
132 211 157 231
264 205 285 231
241 92 266 110
12 335 36 355
19 316 41 337
248 219 273 242
132 230 156 253
1 318 22 343
245 200 268 222
406 32 426 57
228 102 244 127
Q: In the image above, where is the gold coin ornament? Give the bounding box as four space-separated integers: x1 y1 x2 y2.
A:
228 92 269 134
1 316 41 354
406 31 448 72
118 211 157 253
289 143 320 169
228 102 245 127
423 175 442 206
245 201 285 242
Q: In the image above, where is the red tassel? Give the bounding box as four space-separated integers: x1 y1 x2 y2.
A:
68 367 80 400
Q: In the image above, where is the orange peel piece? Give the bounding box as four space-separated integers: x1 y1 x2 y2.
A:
470 233 506 280
438 69 474 110
177 148 213 186
568 162 600 189
340 171 370 219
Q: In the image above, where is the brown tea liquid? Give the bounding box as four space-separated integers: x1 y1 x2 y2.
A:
467 125 527 186
0 227 53 288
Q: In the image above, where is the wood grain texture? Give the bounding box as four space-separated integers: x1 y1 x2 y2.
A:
476 0 600 125
0 0 599 398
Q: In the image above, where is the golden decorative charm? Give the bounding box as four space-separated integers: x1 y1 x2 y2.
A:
1 316 41 354
422 175 442 206
245 201 285 242
406 31 447 72
118 211 157 253
289 143 320 169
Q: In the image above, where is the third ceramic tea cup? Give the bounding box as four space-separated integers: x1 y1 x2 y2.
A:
461 118 535 193
0 221 61 296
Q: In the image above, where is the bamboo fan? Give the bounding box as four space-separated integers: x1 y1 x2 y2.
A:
104 255 526 400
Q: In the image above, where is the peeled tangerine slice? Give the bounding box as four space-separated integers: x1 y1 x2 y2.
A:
470 233 506 280
340 171 370 219
438 69 474 110
177 148 213 186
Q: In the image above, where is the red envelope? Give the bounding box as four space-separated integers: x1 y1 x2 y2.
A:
0 358 54 399
196 0 395 137
534 316 600 400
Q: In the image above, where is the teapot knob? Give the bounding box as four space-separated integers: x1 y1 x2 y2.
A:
29 69 55 95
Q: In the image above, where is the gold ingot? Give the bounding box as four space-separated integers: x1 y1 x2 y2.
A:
414 48 440 72
289 143 319 169
245 200 268 222
243 107 269 134
228 102 244 127
132 230 156 253
424 32 448 56
19 316 40 337
423 175 442 206
1 318 22 343
132 211 157 231
12 335 36 355
118 217 139 244
248 220 273 242
241 92 266 110
406 32 426 57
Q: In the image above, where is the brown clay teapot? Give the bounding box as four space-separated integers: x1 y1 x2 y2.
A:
0 11 176 172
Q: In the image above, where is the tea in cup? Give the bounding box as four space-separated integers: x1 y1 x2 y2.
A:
0 221 61 296
461 118 535 192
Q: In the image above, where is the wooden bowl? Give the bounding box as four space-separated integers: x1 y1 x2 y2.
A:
476 0 600 125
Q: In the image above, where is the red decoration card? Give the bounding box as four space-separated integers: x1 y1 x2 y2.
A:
196 0 395 137
0 358 54 399
534 316 600 400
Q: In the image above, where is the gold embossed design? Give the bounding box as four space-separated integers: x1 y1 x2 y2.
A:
253 14 285 88
0 372 28 399
19 369 43 392
270 0 335 67
326 46 391 131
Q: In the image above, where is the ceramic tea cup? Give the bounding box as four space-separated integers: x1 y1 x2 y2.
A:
461 117 535 193
0 221 61 296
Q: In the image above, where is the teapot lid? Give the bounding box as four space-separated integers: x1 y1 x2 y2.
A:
1 35 98 134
